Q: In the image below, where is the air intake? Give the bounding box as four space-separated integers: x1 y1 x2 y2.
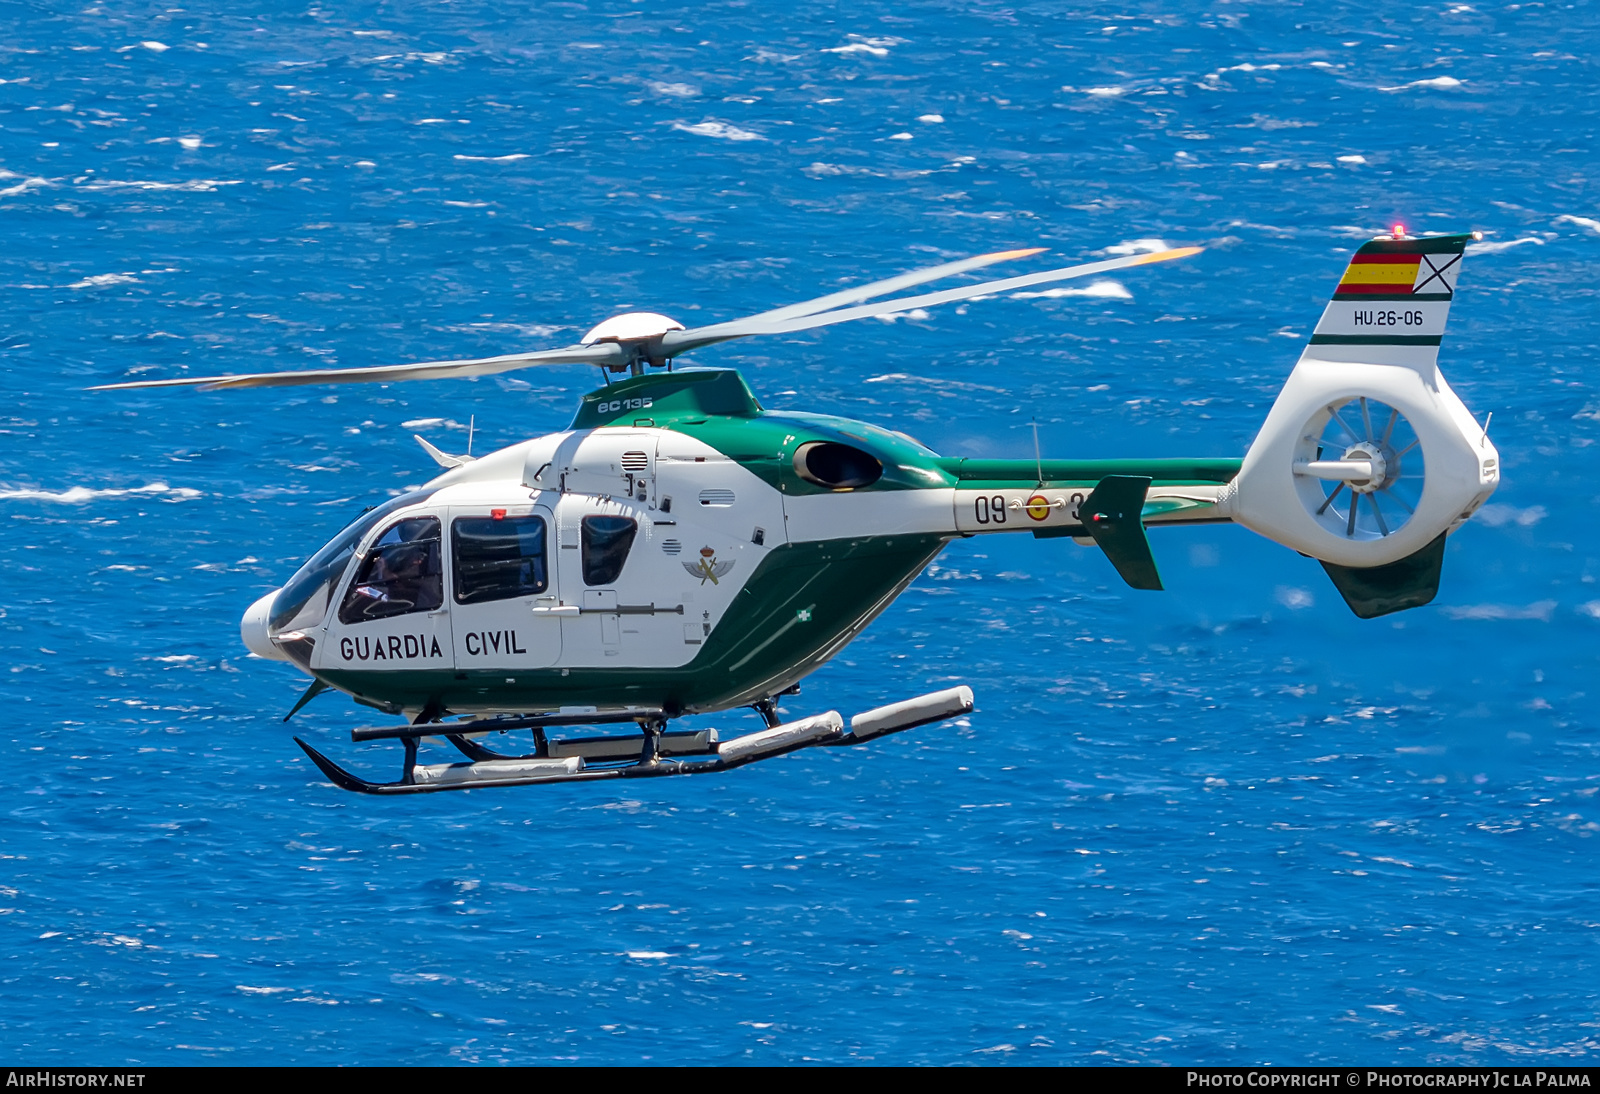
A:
792 441 882 490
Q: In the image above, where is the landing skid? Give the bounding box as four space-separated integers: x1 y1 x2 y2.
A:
293 686 974 796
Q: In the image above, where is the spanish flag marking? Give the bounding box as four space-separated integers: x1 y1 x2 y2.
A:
1335 254 1423 296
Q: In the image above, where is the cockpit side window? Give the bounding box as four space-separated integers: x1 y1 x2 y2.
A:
580 515 637 586
453 515 548 604
338 517 443 624
268 489 435 635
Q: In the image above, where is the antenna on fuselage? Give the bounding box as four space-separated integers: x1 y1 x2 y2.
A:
1031 418 1044 487
467 414 475 458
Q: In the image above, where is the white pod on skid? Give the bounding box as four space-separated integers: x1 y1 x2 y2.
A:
1225 232 1499 570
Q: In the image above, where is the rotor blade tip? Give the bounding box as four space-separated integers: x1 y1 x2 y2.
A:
985 247 1048 261
1133 245 1204 265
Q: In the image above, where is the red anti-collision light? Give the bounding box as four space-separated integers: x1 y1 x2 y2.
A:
491 508 506 520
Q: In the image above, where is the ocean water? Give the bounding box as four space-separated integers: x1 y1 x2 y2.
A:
3 0 1599 1065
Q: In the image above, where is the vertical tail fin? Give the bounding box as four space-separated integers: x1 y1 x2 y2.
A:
1307 232 1471 368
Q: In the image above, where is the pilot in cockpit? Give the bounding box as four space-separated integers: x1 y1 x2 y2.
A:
345 519 442 620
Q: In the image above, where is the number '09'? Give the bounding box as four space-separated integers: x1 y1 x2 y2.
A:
973 495 1007 525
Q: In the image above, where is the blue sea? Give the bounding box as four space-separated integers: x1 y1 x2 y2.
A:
3 0 1598 1066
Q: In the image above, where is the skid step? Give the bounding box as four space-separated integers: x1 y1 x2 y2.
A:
295 686 975 796
547 728 718 761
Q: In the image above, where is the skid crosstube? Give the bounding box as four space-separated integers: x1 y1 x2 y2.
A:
292 686 975 796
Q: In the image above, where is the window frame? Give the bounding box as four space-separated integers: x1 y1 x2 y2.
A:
336 515 445 625
450 513 551 606
580 514 639 587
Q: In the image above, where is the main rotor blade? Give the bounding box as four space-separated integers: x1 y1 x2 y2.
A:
661 247 1202 355
743 246 1047 325
88 343 626 392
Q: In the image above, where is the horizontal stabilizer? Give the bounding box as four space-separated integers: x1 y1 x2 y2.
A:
1319 532 1446 619
1082 475 1162 591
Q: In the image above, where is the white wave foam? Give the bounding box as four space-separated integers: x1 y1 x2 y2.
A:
453 153 528 162
1578 602 1600 619
1203 63 1283 84
917 114 944 123
1275 586 1315 610
823 36 903 57
1380 76 1464 92
141 41 169 52
1555 214 1600 234
0 482 201 503
0 169 51 196
366 52 450 65
1466 237 1543 255
1011 279 1131 300
674 120 764 141
803 162 881 178
69 272 139 289
1440 600 1556 622
446 321 567 340
873 308 931 323
863 373 1008 394
1337 154 1367 164
1101 238 1168 256
78 179 242 192
1475 503 1546 527
649 81 699 98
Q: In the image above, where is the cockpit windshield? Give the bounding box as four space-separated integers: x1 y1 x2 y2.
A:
267 489 436 635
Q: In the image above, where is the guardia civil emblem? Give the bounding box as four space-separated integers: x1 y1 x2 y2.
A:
684 546 734 585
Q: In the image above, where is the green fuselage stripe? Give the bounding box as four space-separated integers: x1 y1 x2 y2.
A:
1308 334 1443 346
937 457 1240 486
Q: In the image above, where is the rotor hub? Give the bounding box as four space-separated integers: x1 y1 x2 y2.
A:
1341 441 1393 494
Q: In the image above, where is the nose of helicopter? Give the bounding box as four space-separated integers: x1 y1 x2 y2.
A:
241 591 290 662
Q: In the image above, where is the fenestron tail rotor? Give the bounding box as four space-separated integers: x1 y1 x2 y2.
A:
1294 396 1426 540
88 244 1201 392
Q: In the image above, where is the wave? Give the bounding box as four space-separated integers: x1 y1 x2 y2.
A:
1439 600 1556 621
0 169 52 196
821 36 903 57
1555 213 1600 234
77 179 242 192
1466 237 1544 255
1379 76 1464 92
1101 238 1168 256
453 153 529 162
0 482 201 503
69 272 138 289
1475 504 1547 527
674 120 764 141
1011 279 1131 300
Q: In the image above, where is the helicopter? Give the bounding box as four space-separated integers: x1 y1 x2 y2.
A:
94 231 1500 795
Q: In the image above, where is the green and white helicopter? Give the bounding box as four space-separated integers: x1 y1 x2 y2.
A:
96 230 1500 795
